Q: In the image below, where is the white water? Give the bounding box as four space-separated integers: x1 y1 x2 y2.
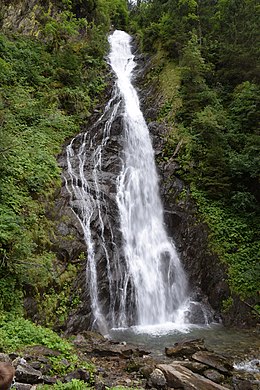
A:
111 30 188 326
234 359 260 373
64 30 211 333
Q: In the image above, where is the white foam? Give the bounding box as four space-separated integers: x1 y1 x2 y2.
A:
234 359 260 373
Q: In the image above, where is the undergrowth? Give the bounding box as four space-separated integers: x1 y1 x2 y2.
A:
0 315 95 377
0 1 110 322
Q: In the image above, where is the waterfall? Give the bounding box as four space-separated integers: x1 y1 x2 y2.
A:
64 30 208 333
111 30 188 325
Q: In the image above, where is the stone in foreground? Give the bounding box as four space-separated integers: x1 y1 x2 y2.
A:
192 351 233 374
158 363 229 389
165 338 207 357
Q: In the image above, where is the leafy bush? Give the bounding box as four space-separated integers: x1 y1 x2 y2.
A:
38 380 88 390
190 188 260 300
0 316 94 377
0 316 74 354
0 19 106 316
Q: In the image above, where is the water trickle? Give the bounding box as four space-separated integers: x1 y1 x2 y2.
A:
64 30 208 333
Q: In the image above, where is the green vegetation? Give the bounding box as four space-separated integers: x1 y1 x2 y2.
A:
0 0 128 382
0 0 258 350
38 380 89 390
131 0 260 311
0 315 94 377
0 0 128 318
0 315 72 353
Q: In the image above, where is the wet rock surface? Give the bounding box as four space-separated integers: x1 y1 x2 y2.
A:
15 364 43 384
192 351 233 374
165 338 207 358
1 335 259 389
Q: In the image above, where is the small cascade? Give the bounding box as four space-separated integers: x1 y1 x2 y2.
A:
64 30 212 333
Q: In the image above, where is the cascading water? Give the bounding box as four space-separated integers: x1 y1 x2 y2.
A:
64 30 211 333
112 30 188 326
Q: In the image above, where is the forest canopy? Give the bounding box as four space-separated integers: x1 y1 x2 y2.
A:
130 0 260 308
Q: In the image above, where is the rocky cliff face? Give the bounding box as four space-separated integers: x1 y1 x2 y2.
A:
1 0 55 35
56 55 223 332
55 47 258 332
1 0 97 35
135 52 257 328
57 93 127 333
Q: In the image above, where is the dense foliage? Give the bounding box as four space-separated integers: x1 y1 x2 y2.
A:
0 0 128 322
0 0 259 332
131 0 259 310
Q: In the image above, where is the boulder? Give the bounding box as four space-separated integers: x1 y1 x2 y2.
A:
63 368 90 383
15 363 43 384
192 351 233 375
157 363 229 389
41 376 57 385
91 340 149 359
92 344 133 358
149 368 167 388
29 359 52 375
204 369 225 384
165 338 207 358
180 360 208 374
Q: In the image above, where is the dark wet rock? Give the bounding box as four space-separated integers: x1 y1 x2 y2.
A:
63 368 90 383
186 301 215 324
82 331 107 343
57 112 126 333
74 331 150 362
20 354 52 376
23 297 38 321
157 363 229 389
29 360 52 375
149 368 167 388
180 360 208 374
192 351 233 375
15 363 43 384
41 376 57 385
165 338 207 358
204 369 225 384
145 108 158 122
92 344 133 358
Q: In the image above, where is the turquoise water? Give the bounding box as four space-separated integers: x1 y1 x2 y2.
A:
109 323 260 363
